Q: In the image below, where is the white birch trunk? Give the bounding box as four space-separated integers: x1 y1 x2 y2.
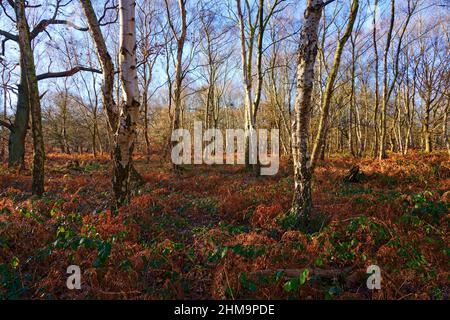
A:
290 0 324 226
113 0 141 204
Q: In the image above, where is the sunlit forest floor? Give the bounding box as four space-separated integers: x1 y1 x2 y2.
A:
0 150 449 299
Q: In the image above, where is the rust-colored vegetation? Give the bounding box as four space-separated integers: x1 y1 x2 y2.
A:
0 151 448 299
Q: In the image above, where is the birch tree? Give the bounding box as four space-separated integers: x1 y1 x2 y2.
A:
165 0 187 170
235 0 285 173
198 1 232 131
80 0 142 205
290 0 327 226
113 0 141 203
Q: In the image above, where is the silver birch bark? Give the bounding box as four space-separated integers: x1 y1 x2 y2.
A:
290 0 324 226
236 0 255 170
113 0 141 204
80 0 142 205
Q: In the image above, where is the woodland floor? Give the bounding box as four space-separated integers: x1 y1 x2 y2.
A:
0 150 449 299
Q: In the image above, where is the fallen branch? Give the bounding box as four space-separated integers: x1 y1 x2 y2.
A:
252 267 354 280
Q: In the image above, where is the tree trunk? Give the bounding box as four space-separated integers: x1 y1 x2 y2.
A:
8 61 29 168
379 0 395 160
404 60 418 155
15 0 45 196
61 87 70 154
423 100 432 153
169 0 187 171
92 109 98 157
349 44 356 157
142 87 151 163
80 0 118 134
444 98 449 156
372 0 379 158
236 0 255 170
81 0 144 205
113 0 141 205
310 0 359 168
379 0 412 159
290 0 324 227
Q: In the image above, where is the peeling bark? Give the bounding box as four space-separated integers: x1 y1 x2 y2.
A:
81 0 142 205
113 0 141 204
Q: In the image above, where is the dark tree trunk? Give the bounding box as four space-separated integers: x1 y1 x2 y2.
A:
8 61 29 168
16 0 45 196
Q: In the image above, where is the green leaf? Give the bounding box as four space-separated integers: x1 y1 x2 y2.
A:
93 241 112 268
299 268 309 285
10 256 20 269
283 278 299 293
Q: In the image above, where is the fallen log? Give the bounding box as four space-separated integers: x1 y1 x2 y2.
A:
252 267 353 280
252 266 366 290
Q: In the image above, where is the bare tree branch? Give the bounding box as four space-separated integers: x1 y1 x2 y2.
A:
36 66 102 81
0 30 18 42
0 119 13 130
30 20 89 40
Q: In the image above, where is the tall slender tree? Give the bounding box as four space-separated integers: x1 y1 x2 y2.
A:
80 0 142 205
113 0 141 204
235 0 284 174
165 0 187 171
15 0 45 195
290 0 326 226
310 0 359 168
